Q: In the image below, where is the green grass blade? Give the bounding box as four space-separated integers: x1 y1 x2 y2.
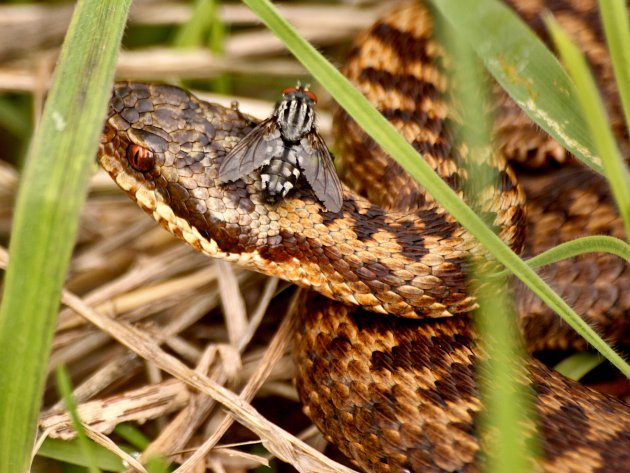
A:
491 236 630 274
240 0 630 379
490 236 630 279
525 236 630 268
37 439 124 472
476 275 537 471
547 15 630 239
173 0 217 48
145 456 170 473
113 424 150 450
173 0 229 94
429 0 602 173
555 352 604 381
599 0 630 134
449 28 535 471
55 366 100 473
0 1 131 472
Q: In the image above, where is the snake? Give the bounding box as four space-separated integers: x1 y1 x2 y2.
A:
98 1 630 471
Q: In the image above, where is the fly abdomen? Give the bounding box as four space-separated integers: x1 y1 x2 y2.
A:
260 154 301 202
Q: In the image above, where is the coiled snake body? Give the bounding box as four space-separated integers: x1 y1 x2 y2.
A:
99 1 630 471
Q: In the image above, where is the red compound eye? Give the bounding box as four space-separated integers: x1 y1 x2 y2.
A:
303 88 318 103
127 144 154 172
282 85 318 103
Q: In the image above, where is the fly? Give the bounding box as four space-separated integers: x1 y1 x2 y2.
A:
218 84 343 213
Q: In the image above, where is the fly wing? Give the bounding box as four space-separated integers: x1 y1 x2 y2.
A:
295 132 344 213
218 118 283 183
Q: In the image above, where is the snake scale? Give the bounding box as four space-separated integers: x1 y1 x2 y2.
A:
98 1 630 472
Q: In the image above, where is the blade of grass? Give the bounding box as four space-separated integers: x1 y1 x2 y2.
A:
0 1 131 472
146 456 170 473
448 24 535 471
55 366 100 473
173 0 217 47
429 0 602 173
490 235 630 278
555 352 604 381
546 15 630 239
475 273 537 471
599 0 630 134
37 439 124 472
173 0 230 94
240 0 630 379
207 0 230 94
113 424 150 451
524 236 630 267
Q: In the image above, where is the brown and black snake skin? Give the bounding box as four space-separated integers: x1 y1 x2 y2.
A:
98 1 630 471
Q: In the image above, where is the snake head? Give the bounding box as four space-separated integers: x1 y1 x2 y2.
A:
98 82 477 319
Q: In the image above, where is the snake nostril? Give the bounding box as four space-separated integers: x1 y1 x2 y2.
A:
127 144 154 172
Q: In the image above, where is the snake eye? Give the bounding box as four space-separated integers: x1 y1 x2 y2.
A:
127 144 154 172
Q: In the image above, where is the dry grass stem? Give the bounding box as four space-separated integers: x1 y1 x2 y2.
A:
85 428 148 473
57 287 357 473
173 294 299 472
0 1 381 62
40 378 190 440
217 261 248 346
141 280 286 465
